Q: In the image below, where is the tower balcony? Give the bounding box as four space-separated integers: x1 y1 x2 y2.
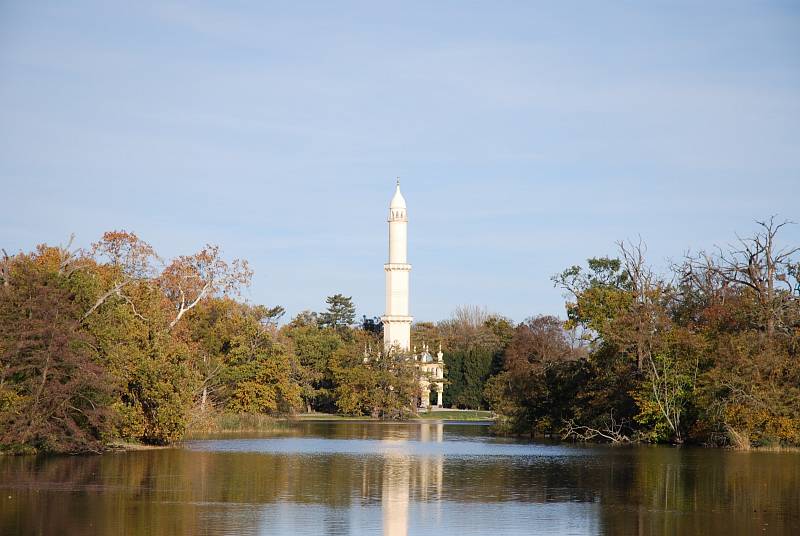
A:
380 314 413 324
384 263 411 272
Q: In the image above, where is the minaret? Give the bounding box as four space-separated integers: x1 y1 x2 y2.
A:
381 180 412 353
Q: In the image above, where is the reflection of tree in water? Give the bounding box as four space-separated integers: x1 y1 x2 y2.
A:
1 432 799 535
599 447 800 535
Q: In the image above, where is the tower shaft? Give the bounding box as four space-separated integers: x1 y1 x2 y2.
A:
382 183 412 352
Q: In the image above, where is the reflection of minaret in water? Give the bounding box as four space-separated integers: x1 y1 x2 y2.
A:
419 421 444 443
382 453 410 536
417 422 444 503
381 424 445 535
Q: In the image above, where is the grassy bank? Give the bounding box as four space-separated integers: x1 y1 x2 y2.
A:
187 412 289 434
417 409 495 421
186 410 494 432
290 413 376 421
293 410 495 422
187 411 378 433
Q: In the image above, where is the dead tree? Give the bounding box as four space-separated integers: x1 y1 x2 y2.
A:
80 231 158 323
685 217 799 339
159 244 252 330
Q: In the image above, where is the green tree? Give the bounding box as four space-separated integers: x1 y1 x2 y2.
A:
318 294 356 331
331 337 418 419
224 319 302 415
442 350 463 407
436 308 514 408
186 298 294 415
282 316 344 412
458 348 494 408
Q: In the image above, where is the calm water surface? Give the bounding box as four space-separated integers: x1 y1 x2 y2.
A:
1 421 799 535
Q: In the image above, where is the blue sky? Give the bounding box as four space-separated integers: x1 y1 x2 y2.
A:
1 1 798 323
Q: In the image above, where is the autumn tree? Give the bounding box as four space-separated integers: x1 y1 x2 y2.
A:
684 217 799 339
551 243 699 443
160 244 252 329
484 316 586 435
80 230 158 323
0 255 113 453
679 219 800 448
331 333 419 419
438 305 496 351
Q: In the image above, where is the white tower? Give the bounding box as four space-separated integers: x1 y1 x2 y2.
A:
381 180 412 353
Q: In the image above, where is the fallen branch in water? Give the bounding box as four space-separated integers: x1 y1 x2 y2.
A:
561 412 631 443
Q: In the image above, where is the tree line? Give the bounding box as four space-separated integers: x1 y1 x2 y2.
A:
483 218 800 449
1 218 798 453
394 218 800 449
0 232 415 453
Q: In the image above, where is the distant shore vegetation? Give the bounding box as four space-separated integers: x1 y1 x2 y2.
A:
1 218 798 454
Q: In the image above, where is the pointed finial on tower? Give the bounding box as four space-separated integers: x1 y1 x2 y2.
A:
390 179 406 209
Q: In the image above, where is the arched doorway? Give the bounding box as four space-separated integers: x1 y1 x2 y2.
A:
428 388 437 408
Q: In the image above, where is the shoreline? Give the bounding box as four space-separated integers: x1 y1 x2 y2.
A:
5 424 799 456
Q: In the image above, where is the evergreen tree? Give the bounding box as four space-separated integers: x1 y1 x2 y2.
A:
443 351 464 407
459 347 494 408
318 294 356 331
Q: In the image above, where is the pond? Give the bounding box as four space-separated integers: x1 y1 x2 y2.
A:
1 421 798 535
